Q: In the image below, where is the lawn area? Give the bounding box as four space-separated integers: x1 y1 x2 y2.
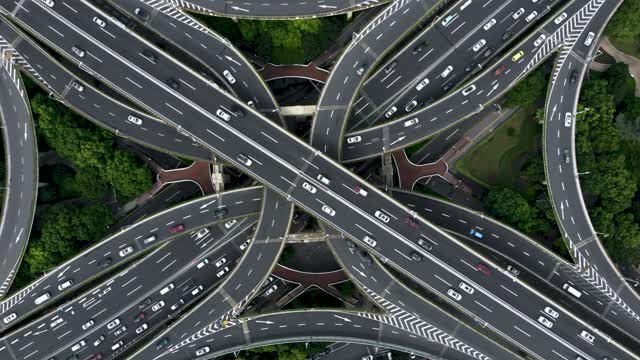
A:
404 138 431 158
608 36 640 60
454 108 540 191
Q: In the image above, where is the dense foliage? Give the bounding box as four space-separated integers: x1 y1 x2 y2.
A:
605 0 640 55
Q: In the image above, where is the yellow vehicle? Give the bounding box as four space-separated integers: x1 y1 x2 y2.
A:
512 51 525 62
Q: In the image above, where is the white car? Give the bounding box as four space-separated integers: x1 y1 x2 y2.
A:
374 210 390 223
462 84 476 96
216 109 231 121
215 257 227 267
534 34 547 47
237 153 252 166
127 115 142 125
111 340 124 351
196 258 209 269
71 340 86 352
584 31 595 46
264 284 278 296
580 330 595 343
71 46 85 58
50 317 64 328
93 335 105 347
415 78 429 91
223 69 236 84
347 136 361 144
322 205 336 216
483 18 496 31
404 100 418 112
196 346 211 356
302 182 316 193
363 235 377 247
2 313 17 324
224 219 237 229
136 323 148 334
447 288 462 301
440 65 453 78
113 325 127 336
538 316 553 328
458 282 474 294
160 283 174 295
317 174 330 185
170 299 184 310
82 319 95 330
58 279 74 291
354 185 368 196
152 301 166 312
240 238 251 251
404 118 419 127
544 306 559 319
564 112 572 127
119 246 134 257
384 106 397 118
71 81 84 92
40 0 54 7
93 16 106 27
195 228 209 240
107 318 120 330
554 12 568 24
512 8 525 19
472 39 486 52
216 266 230 278
525 11 538 22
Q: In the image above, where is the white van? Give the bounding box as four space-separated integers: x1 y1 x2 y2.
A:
563 283 582 298
34 292 51 305
143 235 157 244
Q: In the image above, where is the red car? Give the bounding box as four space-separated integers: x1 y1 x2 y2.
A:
404 217 417 228
494 64 507 76
476 263 491 276
169 224 185 234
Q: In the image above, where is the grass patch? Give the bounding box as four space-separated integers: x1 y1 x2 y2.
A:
190 14 348 64
283 288 344 310
404 138 431 158
454 108 540 191
608 36 640 60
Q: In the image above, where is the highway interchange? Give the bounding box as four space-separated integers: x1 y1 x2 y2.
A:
0 0 637 359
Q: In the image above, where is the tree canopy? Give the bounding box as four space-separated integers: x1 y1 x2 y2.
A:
503 68 548 108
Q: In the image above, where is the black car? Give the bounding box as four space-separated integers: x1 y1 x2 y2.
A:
97 257 112 269
142 50 157 62
166 79 180 90
214 208 228 218
502 31 514 41
358 250 372 264
569 69 578 84
230 105 246 118
155 337 170 350
138 297 152 309
464 63 479 73
483 47 494 58
181 279 196 292
410 251 422 262
384 61 398 74
441 82 453 92
412 42 427 54
134 8 149 20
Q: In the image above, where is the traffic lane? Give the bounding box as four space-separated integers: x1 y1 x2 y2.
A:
55 224 255 360
342 0 592 162
135 189 292 359
1 217 257 360
4 27 212 161
0 186 262 327
107 0 281 114
0 66 37 298
349 0 511 127
160 310 470 360
311 0 440 158
311 107 350 159
328 237 519 360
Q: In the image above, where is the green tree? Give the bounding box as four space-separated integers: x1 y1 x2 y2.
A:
582 154 637 214
74 167 109 201
503 68 547 108
602 62 636 105
615 213 640 248
485 188 545 234
605 0 640 44
577 80 619 153
105 151 153 198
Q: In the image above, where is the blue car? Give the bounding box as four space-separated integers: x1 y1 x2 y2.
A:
469 229 483 239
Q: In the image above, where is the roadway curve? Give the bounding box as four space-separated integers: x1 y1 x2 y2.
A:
0 186 262 330
131 189 294 359
0 57 38 298
6 1 638 358
541 0 640 333
340 0 609 162
155 0 389 20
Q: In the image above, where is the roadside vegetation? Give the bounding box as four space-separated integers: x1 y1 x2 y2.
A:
605 0 640 58
219 343 329 360
191 14 349 64
10 77 154 291
455 61 640 264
